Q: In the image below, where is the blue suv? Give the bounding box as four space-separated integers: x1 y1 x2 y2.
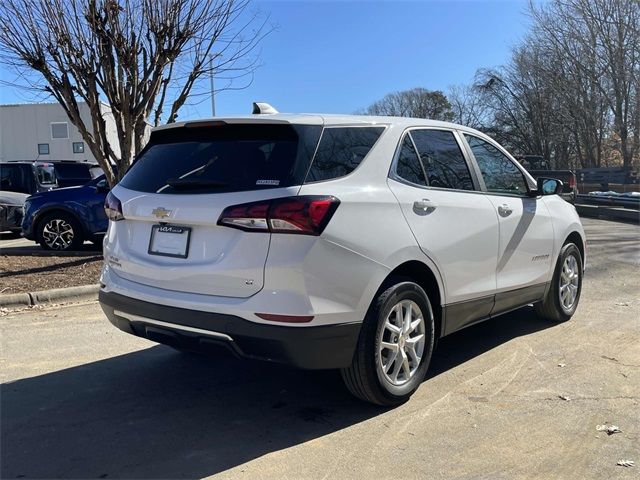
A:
22 175 110 251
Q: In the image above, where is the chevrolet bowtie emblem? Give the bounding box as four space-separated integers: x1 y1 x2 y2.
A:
152 207 171 219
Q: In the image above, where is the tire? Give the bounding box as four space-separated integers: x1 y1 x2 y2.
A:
37 211 84 251
535 243 583 323
341 280 435 406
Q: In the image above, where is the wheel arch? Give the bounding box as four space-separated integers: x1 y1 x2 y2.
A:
565 231 585 268
378 260 444 340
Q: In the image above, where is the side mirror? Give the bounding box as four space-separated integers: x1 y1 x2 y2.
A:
536 177 563 196
95 179 110 193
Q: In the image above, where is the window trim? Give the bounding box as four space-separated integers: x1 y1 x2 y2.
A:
37 143 50 155
459 132 535 198
388 126 483 193
50 122 69 139
302 124 389 185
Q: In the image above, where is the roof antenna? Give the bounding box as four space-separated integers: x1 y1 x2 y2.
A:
252 102 279 115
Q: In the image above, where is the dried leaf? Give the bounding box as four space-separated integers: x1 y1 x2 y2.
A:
596 424 622 435
558 363 566 367
558 395 571 401
616 460 634 467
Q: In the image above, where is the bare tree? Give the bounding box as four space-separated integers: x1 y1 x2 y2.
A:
447 84 490 129
462 0 638 171
530 0 640 167
360 88 454 121
0 0 270 186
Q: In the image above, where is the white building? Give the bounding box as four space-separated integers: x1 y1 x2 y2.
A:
0 102 119 164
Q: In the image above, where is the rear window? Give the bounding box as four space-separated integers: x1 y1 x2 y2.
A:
120 124 322 194
304 127 385 183
35 164 56 185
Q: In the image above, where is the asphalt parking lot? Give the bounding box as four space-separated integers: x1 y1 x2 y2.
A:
1 218 639 479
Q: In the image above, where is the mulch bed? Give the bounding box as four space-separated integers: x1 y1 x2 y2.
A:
0 255 103 295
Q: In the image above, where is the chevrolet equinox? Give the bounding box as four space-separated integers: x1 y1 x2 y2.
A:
100 103 585 406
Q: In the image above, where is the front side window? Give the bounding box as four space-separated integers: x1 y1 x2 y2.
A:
304 127 384 183
409 129 474 191
465 135 528 196
38 143 50 155
395 135 426 186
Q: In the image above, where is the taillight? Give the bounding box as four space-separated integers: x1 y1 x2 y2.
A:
568 174 576 189
104 191 124 221
218 196 340 235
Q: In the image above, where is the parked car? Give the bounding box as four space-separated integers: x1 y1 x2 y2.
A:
518 155 577 203
0 160 93 196
0 191 28 235
22 175 110 251
99 105 586 406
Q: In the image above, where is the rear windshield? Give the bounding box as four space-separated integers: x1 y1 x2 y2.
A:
119 123 386 194
120 124 323 194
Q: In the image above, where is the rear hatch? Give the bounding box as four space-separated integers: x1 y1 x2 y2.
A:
108 121 323 298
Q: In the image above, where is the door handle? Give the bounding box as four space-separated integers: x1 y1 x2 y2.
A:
413 198 437 215
498 204 513 217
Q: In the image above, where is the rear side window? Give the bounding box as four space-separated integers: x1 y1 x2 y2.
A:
410 129 474 191
395 135 426 186
120 124 322 194
304 127 384 183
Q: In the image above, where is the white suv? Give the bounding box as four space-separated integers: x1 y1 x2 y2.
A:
100 105 585 406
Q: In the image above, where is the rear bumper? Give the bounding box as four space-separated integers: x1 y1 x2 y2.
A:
99 290 361 370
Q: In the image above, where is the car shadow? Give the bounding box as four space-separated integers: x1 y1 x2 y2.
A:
1 306 553 479
429 305 554 378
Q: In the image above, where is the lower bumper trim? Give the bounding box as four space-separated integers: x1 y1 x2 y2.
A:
113 310 234 341
100 290 361 370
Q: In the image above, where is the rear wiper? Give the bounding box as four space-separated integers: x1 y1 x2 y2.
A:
162 178 228 190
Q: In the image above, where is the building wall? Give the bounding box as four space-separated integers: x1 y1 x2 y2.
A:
0 102 120 164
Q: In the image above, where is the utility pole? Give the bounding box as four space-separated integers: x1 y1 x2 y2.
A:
209 54 216 117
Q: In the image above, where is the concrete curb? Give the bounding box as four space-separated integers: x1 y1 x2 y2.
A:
0 284 99 309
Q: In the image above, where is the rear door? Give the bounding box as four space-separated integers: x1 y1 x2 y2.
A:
387 128 499 331
462 133 554 312
106 122 322 298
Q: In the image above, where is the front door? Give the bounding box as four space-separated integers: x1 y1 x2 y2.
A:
462 133 554 314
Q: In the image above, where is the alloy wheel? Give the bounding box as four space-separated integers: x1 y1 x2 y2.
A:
559 254 580 311
377 300 426 386
42 219 75 250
